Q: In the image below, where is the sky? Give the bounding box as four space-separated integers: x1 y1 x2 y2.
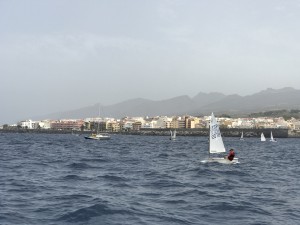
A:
1 0 300 124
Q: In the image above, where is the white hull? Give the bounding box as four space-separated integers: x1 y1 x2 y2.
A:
202 157 239 164
84 133 111 140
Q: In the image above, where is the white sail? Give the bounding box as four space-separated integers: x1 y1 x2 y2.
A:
209 113 226 153
270 131 273 140
261 132 266 142
270 131 277 142
170 130 176 140
240 131 244 140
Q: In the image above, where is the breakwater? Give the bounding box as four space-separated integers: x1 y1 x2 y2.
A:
0 128 296 138
122 128 290 138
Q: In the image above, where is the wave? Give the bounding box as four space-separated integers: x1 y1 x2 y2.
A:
202 201 272 216
99 174 130 182
169 188 209 198
56 203 130 223
143 179 186 188
67 162 93 169
79 158 108 163
63 174 86 180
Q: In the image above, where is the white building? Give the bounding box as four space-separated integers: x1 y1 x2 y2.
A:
38 120 51 129
123 121 134 130
141 121 156 128
18 120 35 129
155 116 172 128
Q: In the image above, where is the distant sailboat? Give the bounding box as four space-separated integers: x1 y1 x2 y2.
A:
240 131 244 141
261 132 266 142
170 130 176 140
84 106 111 140
270 131 277 142
205 113 238 164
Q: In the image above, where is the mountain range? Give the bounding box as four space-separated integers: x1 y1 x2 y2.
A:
40 87 300 119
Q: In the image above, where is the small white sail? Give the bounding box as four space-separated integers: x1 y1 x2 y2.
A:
261 132 266 142
170 130 176 140
209 113 226 154
270 131 277 142
240 131 244 140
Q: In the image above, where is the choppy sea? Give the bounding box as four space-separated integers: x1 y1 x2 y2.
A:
1 133 300 225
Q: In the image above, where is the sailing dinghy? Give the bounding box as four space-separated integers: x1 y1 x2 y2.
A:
203 113 239 164
261 132 266 142
240 131 244 141
270 131 277 142
170 130 176 140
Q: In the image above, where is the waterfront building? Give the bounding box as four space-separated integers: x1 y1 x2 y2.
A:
155 116 172 128
50 119 84 130
274 117 289 128
141 121 155 129
185 116 201 129
107 121 121 132
37 120 51 129
18 120 35 129
177 117 186 128
122 121 134 130
132 121 142 131
293 121 300 130
287 118 300 130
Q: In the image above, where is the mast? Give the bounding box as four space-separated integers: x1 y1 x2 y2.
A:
208 136 210 158
208 114 211 158
97 105 101 134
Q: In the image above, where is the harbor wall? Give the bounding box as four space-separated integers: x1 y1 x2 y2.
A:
0 128 295 138
122 128 290 138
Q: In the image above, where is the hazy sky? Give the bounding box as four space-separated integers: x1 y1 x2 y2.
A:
1 0 300 124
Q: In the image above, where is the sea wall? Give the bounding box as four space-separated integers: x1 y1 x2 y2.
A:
0 128 294 138
121 128 289 138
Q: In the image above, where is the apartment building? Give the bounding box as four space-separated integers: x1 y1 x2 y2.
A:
51 119 84 130
18 120 35 129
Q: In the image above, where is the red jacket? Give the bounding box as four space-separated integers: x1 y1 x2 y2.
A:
227 151 235 161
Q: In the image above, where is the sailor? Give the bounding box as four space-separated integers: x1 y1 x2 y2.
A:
226 149 235 161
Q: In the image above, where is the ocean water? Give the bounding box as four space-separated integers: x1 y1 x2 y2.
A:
1 133 300 225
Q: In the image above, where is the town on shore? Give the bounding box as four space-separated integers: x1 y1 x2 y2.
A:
1 114 300 137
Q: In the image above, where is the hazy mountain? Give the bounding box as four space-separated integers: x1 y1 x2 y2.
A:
104 95 196 118
192 92 226 106
39 87 300 120
197 87 300 115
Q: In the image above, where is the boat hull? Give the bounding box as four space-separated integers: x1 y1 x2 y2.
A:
84 136 98 140
84 134 111 140
204 157 239 164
